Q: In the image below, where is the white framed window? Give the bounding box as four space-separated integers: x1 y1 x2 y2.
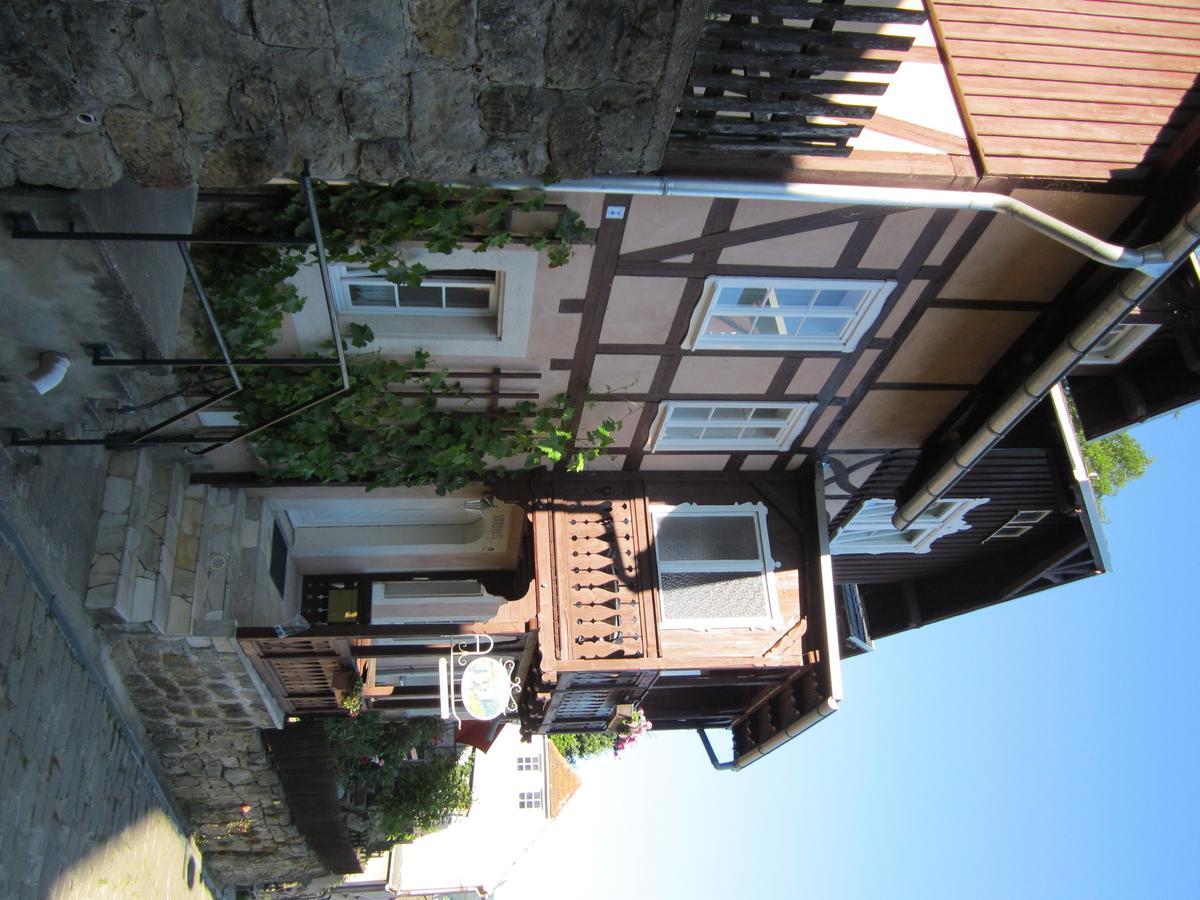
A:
685 276 895 352
331 265 498 317
984 509 1051 542
516 755 541 772
293 247 537 358
1083 322 1158 365
650 503 782 630
648 401 815 452
831 497 988 556
518 790 543 810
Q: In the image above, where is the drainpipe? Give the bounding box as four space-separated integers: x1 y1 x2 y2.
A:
699 697 840 772
485 174 1197 531
485 176 1174 276
893 199 1200 531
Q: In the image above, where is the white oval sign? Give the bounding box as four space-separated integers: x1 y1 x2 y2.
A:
460 656 513 720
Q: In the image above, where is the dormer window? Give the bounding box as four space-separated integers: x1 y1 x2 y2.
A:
1082 322 1158 365
831 497 988 555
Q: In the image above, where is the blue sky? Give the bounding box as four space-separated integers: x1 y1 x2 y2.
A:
498 406 1200 899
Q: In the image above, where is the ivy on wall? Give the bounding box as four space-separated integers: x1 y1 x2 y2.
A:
196 181 617 492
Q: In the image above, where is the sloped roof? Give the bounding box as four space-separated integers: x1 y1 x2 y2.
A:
546 739 582 820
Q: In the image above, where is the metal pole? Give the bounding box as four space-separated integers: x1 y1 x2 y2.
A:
10 228 310 246
90 356 342 368
179 244 242 392
301 170 351 392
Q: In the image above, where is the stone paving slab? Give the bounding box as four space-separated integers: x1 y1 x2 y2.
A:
0 532 213 900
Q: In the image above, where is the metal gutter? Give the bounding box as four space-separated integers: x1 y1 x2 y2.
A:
1048 383 1111 575
700 463 844 771
489 178 1192 533
485 176 1173 276
893 200 1200 532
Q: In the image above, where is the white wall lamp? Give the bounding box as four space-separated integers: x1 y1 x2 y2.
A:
27 351 71 395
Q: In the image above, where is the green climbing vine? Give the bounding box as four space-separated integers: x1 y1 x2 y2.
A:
195 180 617 492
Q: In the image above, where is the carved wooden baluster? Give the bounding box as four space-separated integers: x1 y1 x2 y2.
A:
573 597 634 610
576 613 621 629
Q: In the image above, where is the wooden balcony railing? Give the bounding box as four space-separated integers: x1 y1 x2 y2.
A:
670 0 928 157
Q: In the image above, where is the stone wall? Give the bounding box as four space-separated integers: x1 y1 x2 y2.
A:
1 0 706 190
106 632 330 887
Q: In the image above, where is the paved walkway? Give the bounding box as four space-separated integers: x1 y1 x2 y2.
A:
1 503 213 899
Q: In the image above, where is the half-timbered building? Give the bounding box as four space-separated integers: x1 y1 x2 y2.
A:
77 0 1200 770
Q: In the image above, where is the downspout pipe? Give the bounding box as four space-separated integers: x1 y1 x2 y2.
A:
892 199 1200 532
486 176 1173 276
696 699 840 771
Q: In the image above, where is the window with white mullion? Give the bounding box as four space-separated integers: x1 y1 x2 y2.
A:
689 277 895 352
336 267 496 316
651 402 814 451
651 505 781 630
831 497 989 555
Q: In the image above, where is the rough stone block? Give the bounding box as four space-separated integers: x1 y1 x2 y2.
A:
199 138 287 188
108 451 139 479
165 595 193 636
131 575 155 621
175 533 200 572
84 581 116 610
327 0 412 78
193 619 237 638
410 0 471 60
224 767 254 786
251 0 334 49
410 68 488 175
104 107 192 188
101 477 134 515
476 0 550 83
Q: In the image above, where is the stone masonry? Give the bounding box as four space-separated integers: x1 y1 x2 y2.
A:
81 446 323 887
0 514 213 898
86 450 287 636
1 0 707 190
105 632 328 887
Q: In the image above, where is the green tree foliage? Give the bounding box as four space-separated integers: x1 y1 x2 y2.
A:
550 731 615 764
1082 431 1153 500
236 350 616 493
324 714 473 853
378 756 473 844
325 714 442 794
195 181 617 491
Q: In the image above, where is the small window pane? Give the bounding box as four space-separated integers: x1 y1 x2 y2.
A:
701 426 746 440
664 426 704 440
746 427 779 439
813 289 864 309
349 284 398 307
1010 510 1050 525
751 317 786 336
750 408 789 421
784 316 807 335
660 571 768 622
706 315 755 336
795 317 844 337
444 287 491 309
394 285 444 308
657 515 759 562
776 288 816 307
670 407 712 422
711 408 751 422
730 287 769 308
